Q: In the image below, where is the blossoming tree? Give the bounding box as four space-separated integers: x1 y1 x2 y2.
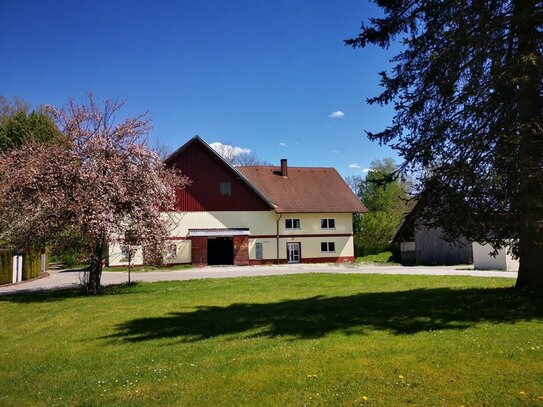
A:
0 95 188 293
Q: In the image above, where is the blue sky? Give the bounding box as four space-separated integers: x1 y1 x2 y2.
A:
1 0 399 176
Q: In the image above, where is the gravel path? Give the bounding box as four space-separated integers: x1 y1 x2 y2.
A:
0 263 517 295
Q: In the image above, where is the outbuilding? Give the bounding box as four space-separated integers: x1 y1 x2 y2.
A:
392 199 473 266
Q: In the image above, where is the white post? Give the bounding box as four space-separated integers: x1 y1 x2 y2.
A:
41 253 46 273
17 255 23 282
12 255 23 283
12 255 17 283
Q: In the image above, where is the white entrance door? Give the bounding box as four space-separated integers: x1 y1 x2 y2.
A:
287 242 301 263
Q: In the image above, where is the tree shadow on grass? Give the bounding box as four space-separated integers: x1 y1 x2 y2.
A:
0 282 142 303
107 287 543 342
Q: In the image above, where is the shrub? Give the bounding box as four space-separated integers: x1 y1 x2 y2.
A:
0 250 13 284
22 250 42 280
49 229 86 268
354 212 400 256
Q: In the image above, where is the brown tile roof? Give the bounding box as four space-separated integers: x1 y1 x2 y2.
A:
237 166 369 213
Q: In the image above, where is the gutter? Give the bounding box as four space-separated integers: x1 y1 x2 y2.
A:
276 212 282 264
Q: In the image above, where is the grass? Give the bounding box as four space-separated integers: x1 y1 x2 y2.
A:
103 263 192 272
0 274 542 406
355 251 396 264
61 263 192 272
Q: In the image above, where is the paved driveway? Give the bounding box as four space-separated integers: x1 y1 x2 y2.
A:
0 263 517 295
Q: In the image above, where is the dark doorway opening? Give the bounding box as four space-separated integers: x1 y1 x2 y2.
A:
207 237 233 265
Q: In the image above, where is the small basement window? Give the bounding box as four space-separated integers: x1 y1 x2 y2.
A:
321 218 336 229
321 242 336 253
285 218 300 229
220 182 232 196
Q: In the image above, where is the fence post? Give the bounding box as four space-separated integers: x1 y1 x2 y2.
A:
41 252 46 273
12 254 23 283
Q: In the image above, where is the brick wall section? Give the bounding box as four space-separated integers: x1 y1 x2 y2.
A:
191 237 208 267
233 235 249 266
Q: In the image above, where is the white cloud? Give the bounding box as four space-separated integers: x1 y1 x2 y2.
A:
209 142 251 159
329 110 345 119
362 168 371 173
279 142 288 147
349 163 361 169
332 149 339 154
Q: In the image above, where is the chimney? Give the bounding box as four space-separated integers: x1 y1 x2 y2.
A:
280 159 288 178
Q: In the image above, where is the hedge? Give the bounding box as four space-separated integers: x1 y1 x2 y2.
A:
22 250 42 281
0 250 45 284
0 250 13 284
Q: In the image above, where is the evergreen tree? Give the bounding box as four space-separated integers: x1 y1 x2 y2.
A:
347 1 542 291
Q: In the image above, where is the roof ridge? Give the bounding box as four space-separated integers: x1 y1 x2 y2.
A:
237 165 336 170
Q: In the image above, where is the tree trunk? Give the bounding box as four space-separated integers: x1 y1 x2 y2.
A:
517 225 543 292
513 0 543 292
86 237 106 295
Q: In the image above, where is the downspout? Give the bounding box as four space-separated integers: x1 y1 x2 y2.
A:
276 212 282 264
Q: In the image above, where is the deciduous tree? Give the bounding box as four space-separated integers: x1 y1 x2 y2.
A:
0 95 188 294
0 96 63 152
353 159 410 256
347 1 542 291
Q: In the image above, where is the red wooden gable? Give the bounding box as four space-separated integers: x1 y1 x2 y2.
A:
165 137 273 212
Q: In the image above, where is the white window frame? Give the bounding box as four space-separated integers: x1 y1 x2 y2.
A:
285 218 301 230
321 218 336 230
320 242 336 253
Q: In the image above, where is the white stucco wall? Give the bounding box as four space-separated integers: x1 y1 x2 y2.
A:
472 242 519 271
249 235 354 261
108 211 355 266
108 242 144 267
166 211 278 236
276 213 353 235
282 235 353 260
164 240 192 264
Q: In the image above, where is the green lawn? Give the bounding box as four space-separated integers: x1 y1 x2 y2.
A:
103 264 193 272
59 264 193 272
355 251 397 264
0 274 542 406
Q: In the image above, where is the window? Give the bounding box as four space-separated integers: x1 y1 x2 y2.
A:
321 242 336 253
321 218 336 229
285 218 300 229
255 242 263 260
120 245 134 261
120 246 130 261
220 182 231 196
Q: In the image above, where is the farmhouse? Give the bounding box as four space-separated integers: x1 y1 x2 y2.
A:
109 136 367 267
